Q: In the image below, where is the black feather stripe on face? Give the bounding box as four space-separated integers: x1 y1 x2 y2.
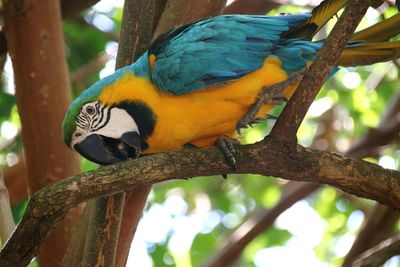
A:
113 101 156 151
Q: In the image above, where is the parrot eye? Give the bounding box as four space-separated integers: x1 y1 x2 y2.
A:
86 106 95 115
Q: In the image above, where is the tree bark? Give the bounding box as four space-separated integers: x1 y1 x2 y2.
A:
1 137 400 267
152 0 227 40
2 0 81 266
81 195 125 267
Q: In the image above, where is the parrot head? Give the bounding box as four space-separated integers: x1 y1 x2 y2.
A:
62 64 154 165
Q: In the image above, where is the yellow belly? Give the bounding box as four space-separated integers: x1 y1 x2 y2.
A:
99 57 297 154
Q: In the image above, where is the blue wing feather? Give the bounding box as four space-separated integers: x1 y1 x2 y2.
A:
148 14 322 95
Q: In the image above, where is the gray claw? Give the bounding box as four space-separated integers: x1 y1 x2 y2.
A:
215 136 238 170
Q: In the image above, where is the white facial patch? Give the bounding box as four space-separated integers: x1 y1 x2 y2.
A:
94 107 139 138
70 102 139 148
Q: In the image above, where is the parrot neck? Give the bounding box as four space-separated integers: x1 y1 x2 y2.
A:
129 51 152 79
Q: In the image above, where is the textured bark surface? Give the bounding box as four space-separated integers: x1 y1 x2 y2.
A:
2 0 82 266
1 138 400 267
152 0 227 40
81 195 125 267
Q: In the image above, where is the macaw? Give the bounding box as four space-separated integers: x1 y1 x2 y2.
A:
63 0 400 166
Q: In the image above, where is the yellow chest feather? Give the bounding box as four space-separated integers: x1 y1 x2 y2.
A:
99 57 296 153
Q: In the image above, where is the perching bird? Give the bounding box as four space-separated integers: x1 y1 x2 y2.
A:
62 0 400 166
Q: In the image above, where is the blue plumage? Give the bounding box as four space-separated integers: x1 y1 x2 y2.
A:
147 14 322 95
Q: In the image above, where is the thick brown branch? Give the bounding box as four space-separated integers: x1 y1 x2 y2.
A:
1 138 400 267
270 0 373 141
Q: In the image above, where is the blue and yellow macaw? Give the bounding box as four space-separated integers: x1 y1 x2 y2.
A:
63 0 400 165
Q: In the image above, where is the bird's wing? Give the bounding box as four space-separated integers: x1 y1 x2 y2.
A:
148 14 311 95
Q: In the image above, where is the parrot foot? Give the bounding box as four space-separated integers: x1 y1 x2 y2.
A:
236 68 307 133
215 135 240 169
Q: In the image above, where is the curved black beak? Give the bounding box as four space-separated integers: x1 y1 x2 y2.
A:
74 132 141 165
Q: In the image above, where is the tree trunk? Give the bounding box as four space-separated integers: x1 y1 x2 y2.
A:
2 0 81 266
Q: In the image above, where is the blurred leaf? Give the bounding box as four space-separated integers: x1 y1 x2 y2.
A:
191 232 218 267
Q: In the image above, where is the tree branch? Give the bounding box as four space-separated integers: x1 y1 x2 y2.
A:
2 0 82 266
62 201 92 267
202 181 320 267
270 0 374 141
1 138 400 266
352 234 400 267
81 195 125 267
152 0 227 40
